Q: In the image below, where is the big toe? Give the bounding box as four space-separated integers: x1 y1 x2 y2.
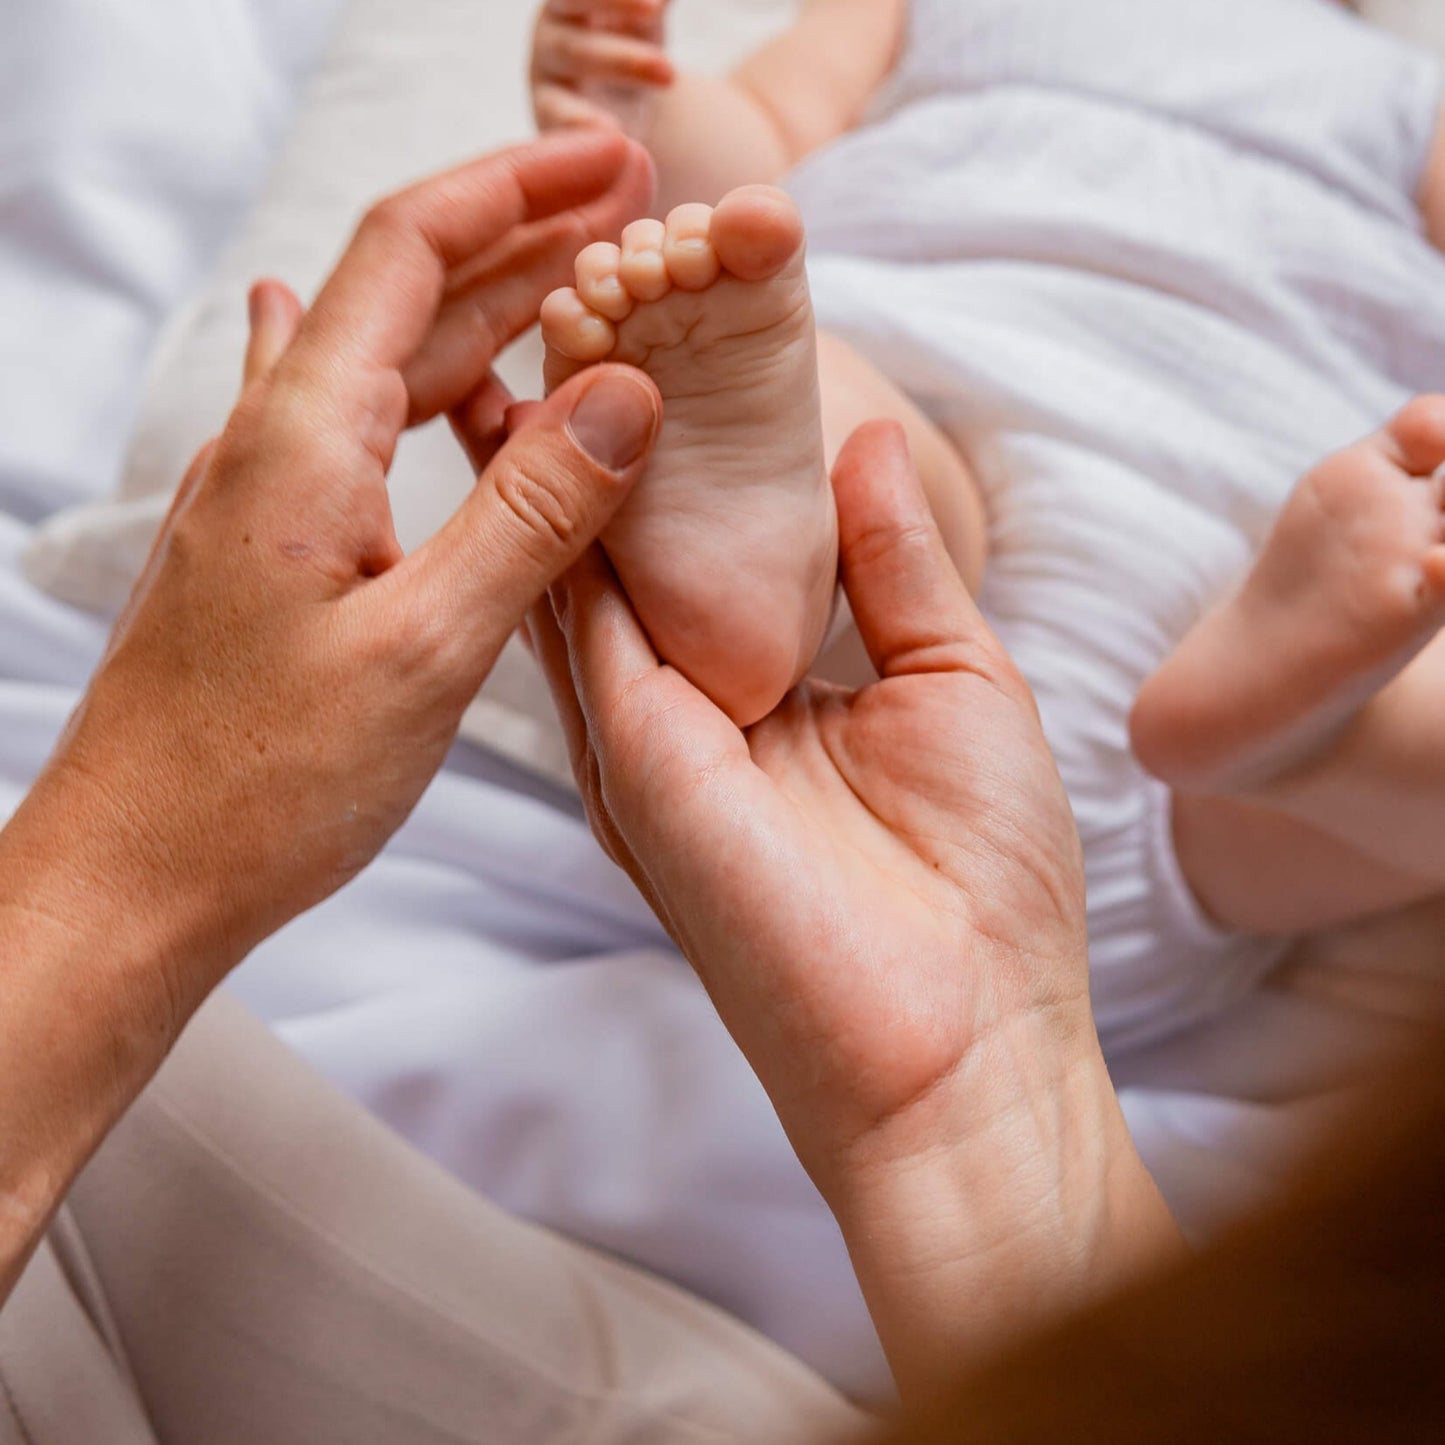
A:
710 186 806 282
1387 395 1445 477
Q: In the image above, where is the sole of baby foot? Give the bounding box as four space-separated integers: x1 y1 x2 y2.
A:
540 186 837 728
1130 397 1445 795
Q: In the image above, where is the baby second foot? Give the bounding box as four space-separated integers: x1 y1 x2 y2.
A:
541 187 837 727
1131 397 1445 794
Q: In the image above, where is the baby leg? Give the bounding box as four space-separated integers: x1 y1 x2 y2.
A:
1249 630 1445 882
1132 398 1445 796
1171 793 1439 937
1418 106 1445 253
815 333 987 595
1133 398 1445 927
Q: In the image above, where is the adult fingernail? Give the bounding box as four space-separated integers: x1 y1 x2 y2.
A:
567 372 658 471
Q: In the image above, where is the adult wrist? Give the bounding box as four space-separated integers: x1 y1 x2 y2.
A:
0 757 229 1053
817 1001 1181 1403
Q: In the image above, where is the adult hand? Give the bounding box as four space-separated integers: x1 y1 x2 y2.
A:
0 133 661 1290
530 422 1178 1400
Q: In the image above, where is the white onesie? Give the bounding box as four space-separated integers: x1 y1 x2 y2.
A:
788 0 1445 1052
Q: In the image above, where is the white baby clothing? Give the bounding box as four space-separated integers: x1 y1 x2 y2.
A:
789 0 1445 1051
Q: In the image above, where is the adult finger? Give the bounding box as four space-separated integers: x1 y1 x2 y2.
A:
242 279 303 390
833 421 1018 687
531 575 687 947
546 537 661 758
448 372 517 476
394 364 660 680
526 584 593 788
541 539 755 961
524 568 639 877
529 551 684 930
289 131 645 381
403 148 655 420
543 0 667 32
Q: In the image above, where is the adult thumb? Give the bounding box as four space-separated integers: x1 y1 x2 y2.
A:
405 364 660 677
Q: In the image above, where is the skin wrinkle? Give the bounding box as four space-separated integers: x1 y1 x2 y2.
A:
493 451 593 557
619 294 813 381
351 367 412 481
820 701 1079 955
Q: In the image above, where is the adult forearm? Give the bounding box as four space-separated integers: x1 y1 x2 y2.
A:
0 770 214 1302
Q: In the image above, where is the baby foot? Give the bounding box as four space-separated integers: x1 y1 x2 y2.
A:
1131 397 1445 794
541 187 837 726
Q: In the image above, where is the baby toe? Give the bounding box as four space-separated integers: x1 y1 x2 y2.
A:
575 242 633 323
619 218 670 303
709 186 806 283
1388 395 1445 478
1425 546 1445 598
663 204 722 292
540 287 617 363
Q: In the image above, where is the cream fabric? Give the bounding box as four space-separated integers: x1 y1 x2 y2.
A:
0 995 868 1445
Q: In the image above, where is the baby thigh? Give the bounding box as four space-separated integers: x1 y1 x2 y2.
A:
816 332 988 593
1418 105 1445 253
1172 793 1442 937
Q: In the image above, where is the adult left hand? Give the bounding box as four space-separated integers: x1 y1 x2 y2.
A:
2 131 659 1082
528 422 1177 1399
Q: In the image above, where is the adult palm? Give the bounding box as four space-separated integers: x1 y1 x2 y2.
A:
532 422 1091 1187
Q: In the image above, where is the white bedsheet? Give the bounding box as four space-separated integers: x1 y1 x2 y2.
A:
2 0 1439 1405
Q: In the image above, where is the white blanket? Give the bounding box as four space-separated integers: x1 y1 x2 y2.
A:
791 0 1445 1051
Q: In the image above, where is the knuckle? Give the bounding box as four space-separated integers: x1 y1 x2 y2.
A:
214 389 269 460
344 370 410 470
258 380 334 469
361 591 457 689
492 453 586 559
159 506 209 574
360 194 413 244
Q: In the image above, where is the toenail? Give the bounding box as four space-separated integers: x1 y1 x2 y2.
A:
568 372 660 471
577 316 612 348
